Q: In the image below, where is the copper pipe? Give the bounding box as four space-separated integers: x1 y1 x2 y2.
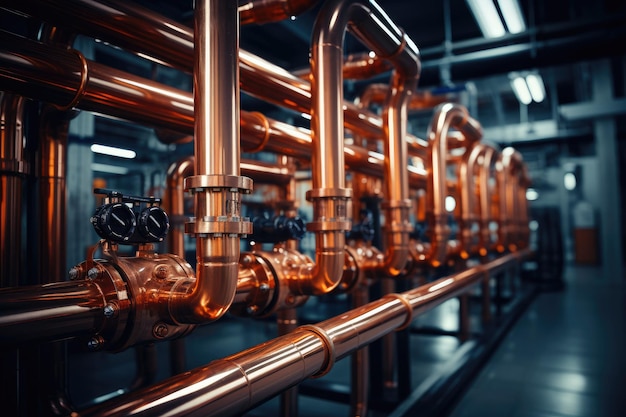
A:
0 281 105 346
426 103 482 267
76 250 530 417
457 137 485 259
169 0 251 324
4 0 391 141
277 308 299 417
0 31 428 193
38 108 68 283
380 70 419 276
0 30 194 134
0 93 27 288
165 156 195 258
239 0 319 25
500 147 530 251
478 145 498 253
350 282 370 417
294 52 394 80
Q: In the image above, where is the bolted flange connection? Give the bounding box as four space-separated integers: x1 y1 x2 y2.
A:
184 174 253 237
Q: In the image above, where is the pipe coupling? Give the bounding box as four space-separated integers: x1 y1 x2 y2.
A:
305 187 352 232
70 252 196 351
185 174 253 236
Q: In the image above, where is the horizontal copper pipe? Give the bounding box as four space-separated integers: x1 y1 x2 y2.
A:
0 37 426 193
239 0 320 25
76 250 530 417
4 0 398 141
0 281 105 346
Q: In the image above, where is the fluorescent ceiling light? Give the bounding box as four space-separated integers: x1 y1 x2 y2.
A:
525 73 546 103
511 76 532 105
497 0 526 34
466 0 506 38
91 144 136 159
92 163 130 175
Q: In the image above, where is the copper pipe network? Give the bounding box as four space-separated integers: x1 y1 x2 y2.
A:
169 0 252 324
426 103 482 267
5 0 400 141
75 249 530 417
0 31 427 193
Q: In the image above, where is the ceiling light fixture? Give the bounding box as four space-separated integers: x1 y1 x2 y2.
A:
525 73 546 103
91 144 136 159
497 0 526 34
511 76 532 105
466 0 506 38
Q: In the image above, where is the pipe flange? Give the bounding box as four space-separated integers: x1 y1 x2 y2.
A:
185 174 253 193
185 218 252 236
300 324 335 378
306 187 352 200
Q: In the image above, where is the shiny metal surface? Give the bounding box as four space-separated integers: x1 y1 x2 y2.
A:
0 94 27 288
171 0 252 324
75 249 531 417
239 0 320 25
0 281 105 346
426 103 482 267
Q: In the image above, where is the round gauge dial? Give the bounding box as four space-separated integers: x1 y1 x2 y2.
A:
138 206 170 242
93 203 136 242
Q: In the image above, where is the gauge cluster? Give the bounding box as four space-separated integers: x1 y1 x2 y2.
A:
91 188 170 244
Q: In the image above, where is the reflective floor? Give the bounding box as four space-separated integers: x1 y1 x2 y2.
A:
447 265 626 417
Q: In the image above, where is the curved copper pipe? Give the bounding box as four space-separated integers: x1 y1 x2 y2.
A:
75 250 531 417
169 0 250 324
239 0 320 25
426 103 482 267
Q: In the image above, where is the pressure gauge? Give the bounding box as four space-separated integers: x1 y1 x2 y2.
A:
138 206 170 242
91 203 137 242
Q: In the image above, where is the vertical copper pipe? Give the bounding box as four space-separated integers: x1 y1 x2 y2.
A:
350 282 370 417
38 108 68 284
169 0 251 324
0 93 27 288
426 103 482 267
277 308 299 417
166 156 195 258
457 139 484 259
478 146 497 254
